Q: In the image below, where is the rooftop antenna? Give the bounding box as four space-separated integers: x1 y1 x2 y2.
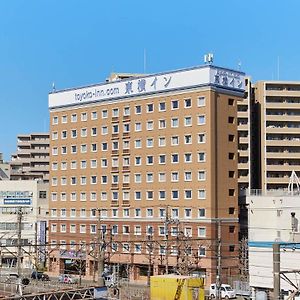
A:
52 82 56 92
288 170 300 195
204 53 214 65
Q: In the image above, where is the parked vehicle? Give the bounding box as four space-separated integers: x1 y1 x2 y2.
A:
31 271 50 281
58 274 79 284
210 284 236 299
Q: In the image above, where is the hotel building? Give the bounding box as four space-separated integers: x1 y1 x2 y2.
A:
48 65 245 285
254 81 300 190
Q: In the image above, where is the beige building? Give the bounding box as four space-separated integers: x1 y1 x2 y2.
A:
48 65 245 285
0 153 10 180
10 133 50 183
254 81 300 190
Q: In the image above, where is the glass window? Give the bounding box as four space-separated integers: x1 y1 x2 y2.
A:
198 115 206 125
172 100 179 109
198 96 206 107
159 102 166 111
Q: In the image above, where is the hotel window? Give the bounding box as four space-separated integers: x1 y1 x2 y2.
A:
159 190 166 200
159 154 166 164
135 122 142 131
112 108 119 117
135 173 141 183
69 144 76 154
134 244 142 253
147 121 154 130
101 191 107 201
199 247 206 257
81 160 87 169
91 127 97 136
198 133 206 143
80 208 86 217
198 227 206 237
228 152 235 160
123 157 130 166
159 119 166 129
81 112 87 121
198 208 206 218
81 144 87 153
171 118 179 128
91 111 98 120
147 155 153 165
159 226 166 236
229 171 235 178
61 146 67 154
112 191 118 201
198 115 206 125
159 137 166 147
124 106 130 116
52 177 57 186
159 102 166 111
147 191 153 200
101 126 108 135
172 208 179 219
184 171 192 181
198 189 206 199
51 209 57 217
134 226 142 235
184 135 192 144
60 224 66 233
80 128 87 137
71 129 77 138
159 172 166 182
52 132 58 140
101 159 107 167
184 98 192 108
135 208 141 218
159 245 166 255
123 140 130 149
171 172 179 182
91 176 97 184
52 147 58 155
198 152 206 162
122 243 130 252
147 138 154 148
172 153 179 163
135 105 141 114
135 156 141 165
70 224 76 233
90 192 97 201
159 208 166 218
52 162 58 170
172 190 179 200
71 161 77 169
112 225 118 235
71 114 77 122
102 109 108 118
229 189 235 196
112 124 119 133
61 130 67 139
229 226 235 233
112 158 119 167
112 209 118 218
101 175 107 184
172 100 179 109
70 208 76 217
124 123 130 132
102 142 108 151
51 193 57 201
135 139 141 148
185 227 192 237
184 116 192 126
101 209 108 218
91 159 97 168
112 141 119 150
80 225 86 233
90 225 97 234
146 173 153 183
71 177 77 185
185 208 192 219
80 192 87 201
91 143 97 152
228 116 234 124
71 193 77 201
61 177 67 185
112 174 119 184
198 171 206 181
147 103 154 112
185 190 192 199
135 191 141 200
171 136 179 145
52 116 58 125
123 208 130 217
184 153 192 163
147 208 153 218
198 96 205 107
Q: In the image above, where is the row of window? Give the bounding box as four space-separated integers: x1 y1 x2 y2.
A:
52 97 206 125
52 133 207 156
51 188 210 201
50 239 209 256
50 207 207 219
52 115 207 141
52 170 207 186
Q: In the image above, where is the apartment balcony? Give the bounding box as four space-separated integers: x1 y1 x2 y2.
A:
238 162 249 170
238 175 249 183
31 157 49 163
237 98 249 105
266 114 300 122
237 111 248 118
267 152 300 159
266 102 300 109
265 90 300 97
266 139 300 146
265 176 290 184
238 150 249 157
239 137 249 144
238 124 249 131
266 126 300 134
29 166 49 172
30 148 49 154
266 164 300 171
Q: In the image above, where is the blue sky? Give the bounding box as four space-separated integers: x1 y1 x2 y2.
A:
1 0 300 160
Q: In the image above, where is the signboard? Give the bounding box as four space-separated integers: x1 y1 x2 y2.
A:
3 198 31 205
49 65 245 108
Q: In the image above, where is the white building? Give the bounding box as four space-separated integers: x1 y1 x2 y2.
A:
0 180 48 272
247 189 300 293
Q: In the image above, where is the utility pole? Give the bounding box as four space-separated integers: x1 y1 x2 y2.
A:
97 209 104 286
34 222 38 269
273 243 280 300
147 234 153 286
17 208 22 278
216 220 222 300
164 205 169 274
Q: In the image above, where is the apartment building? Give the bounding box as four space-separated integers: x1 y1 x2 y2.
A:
48 65 245 285
10 133 50 183
0 153 10 180
254 81 300 190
